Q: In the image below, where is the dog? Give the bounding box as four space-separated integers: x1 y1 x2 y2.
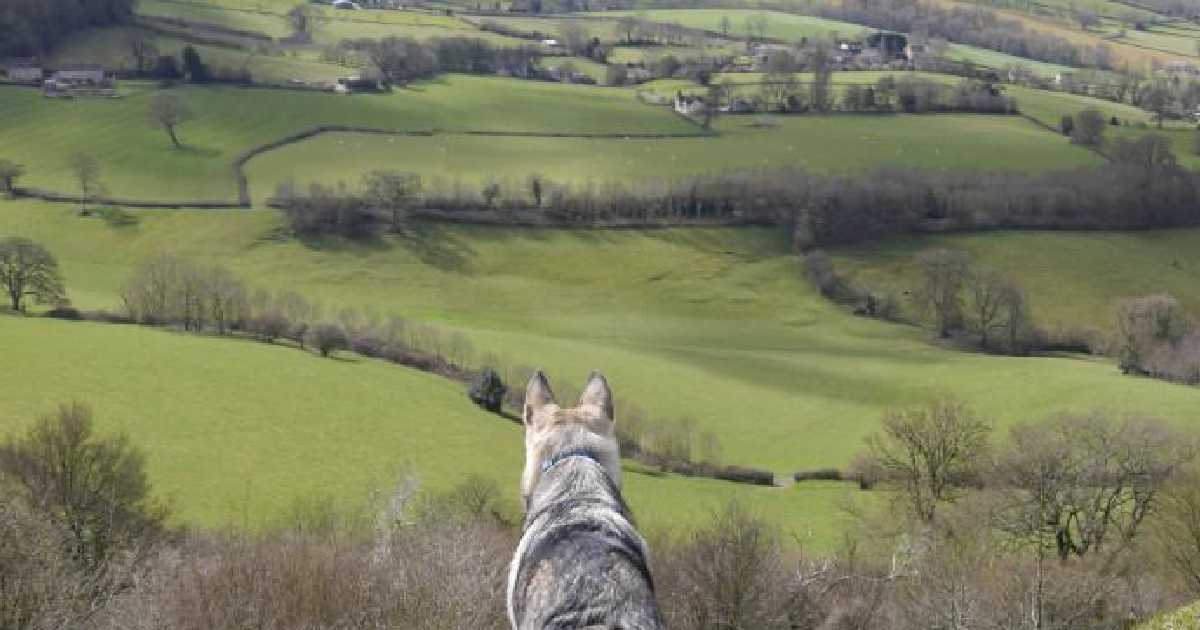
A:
507 370 665 630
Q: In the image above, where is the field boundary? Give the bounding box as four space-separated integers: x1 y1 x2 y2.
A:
235 125 715 205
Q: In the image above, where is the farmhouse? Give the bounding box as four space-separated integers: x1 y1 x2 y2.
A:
673 92 707 116
0 58 43 83
52 64 108 85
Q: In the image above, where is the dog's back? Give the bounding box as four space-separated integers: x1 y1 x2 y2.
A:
507 372 664 630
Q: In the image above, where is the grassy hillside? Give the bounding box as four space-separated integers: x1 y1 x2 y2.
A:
3 200 1199 481
0 77 692 201
245 113 1100 202
50 26 352 83
1138 601 1200 630
832 230 1200 333
0 315 854 547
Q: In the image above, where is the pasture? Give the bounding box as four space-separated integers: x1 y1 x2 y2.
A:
3 200 1198 483
594 9 869 42
0 315 855 548
49 26 351 83
0 77 693 201
831 230 1200 332
244 113 1100 202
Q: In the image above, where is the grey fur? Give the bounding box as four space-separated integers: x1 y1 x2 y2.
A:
508 373 664 630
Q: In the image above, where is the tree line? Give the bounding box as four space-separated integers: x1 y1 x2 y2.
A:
0 0 135 57
271 133 1200 247
328 35 546 86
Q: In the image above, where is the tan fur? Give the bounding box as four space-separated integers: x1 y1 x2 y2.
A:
520 372 621 507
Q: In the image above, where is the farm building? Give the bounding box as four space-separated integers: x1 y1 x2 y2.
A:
52 64 108 85
0 58 43 83
674 92 707 116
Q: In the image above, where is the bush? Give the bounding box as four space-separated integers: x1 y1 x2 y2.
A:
793 468 844 482
308 323 349 357
0 490 86 630
0 402 169 572
45 306 82 320
468 369 507 414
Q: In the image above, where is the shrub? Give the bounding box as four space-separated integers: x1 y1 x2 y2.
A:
308 323 349 357
0 402 169 572
793 468 844 482
45 306 82 320
0 489 85 630
468 369 507 414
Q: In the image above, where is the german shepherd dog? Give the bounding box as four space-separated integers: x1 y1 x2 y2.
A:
507 371 665 630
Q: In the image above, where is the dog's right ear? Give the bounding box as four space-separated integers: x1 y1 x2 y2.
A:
524 370 556 426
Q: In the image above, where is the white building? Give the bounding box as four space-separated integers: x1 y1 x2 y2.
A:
0 58 43 83
52 64 106 85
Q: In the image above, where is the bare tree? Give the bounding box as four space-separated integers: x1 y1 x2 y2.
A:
963 266 1023 351
0 402 169 571
362 170 421 233
286 3 321 43
995 412 1195 560
1114 293 1192 374
147 91 194 149
0 158 24 197
1070 108 1107 146
67 152 104 215
864 398 992 522
0 237 67 312
309 323 349 357
913 248 971 338
809 43 835 113
1151 465 1200 596
124 32 158 73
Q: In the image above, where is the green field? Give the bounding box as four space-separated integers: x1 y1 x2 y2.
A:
592 9 869 42
0 315 856 547
832 230 1200 332
136 0 294 38
50 26 352 84
245 113 1099 202
0 77 692 201
3 200 1199 485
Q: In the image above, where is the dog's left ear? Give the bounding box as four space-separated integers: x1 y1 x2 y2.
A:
578 371 614 420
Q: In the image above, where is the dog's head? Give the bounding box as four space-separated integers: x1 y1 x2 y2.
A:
520 370 621 505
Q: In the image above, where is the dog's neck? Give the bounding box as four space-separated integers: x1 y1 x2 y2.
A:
524 450 628 528
540 447 603 474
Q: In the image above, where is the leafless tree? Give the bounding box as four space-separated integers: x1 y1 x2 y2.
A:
864 398 992 522
913 249 971 338
0 402 169 572
286 3 321 43
0 237 67 312
964 266 1023 351
1151 465 1200 596
1114 293 1192 374
68 152 105 214
0 158 24 197
809 44 835 113
309 323 349 357
1070 108 1107 146
995 412 1196 560
362 170 421 233
147 91 194 149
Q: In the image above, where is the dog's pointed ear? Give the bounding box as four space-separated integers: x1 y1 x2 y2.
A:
524 370 555 425
579 371 614 420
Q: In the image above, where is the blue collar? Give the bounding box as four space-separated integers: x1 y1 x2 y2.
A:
541 448 602 474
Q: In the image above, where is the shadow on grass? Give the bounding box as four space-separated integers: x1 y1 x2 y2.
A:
396 223 477 273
